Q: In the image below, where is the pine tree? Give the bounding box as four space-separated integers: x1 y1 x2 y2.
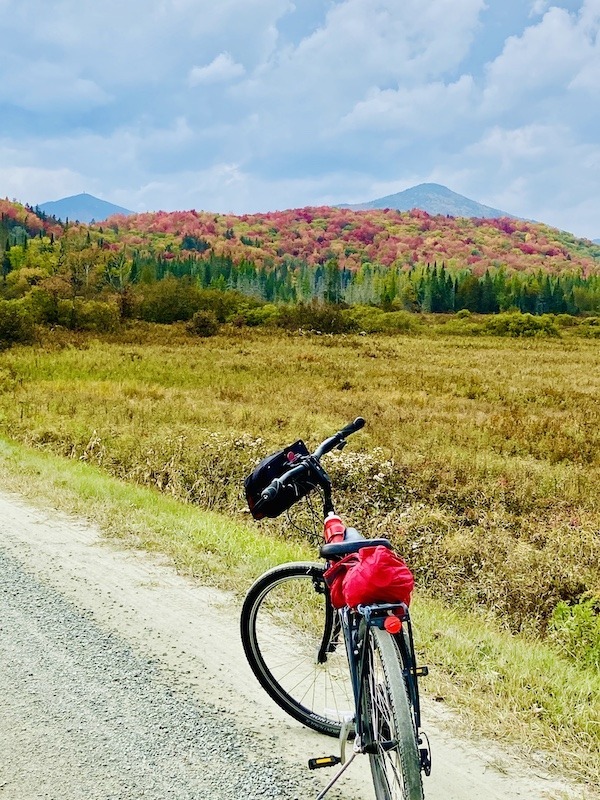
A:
2 241 11 282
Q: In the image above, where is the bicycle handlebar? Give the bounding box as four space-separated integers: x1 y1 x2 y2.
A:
313 416 365 460
253 417 365 514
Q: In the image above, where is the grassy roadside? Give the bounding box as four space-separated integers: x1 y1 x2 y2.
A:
1 437 598 794
2 326 599 643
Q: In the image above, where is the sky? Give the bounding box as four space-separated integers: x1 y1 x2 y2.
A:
0 0 599 239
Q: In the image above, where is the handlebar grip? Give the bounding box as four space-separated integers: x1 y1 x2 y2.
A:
261 480 282 502
313 417 366 459
339 417 365 438
251 478 283 515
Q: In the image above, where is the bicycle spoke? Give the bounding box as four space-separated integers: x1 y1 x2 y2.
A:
240 563 354 737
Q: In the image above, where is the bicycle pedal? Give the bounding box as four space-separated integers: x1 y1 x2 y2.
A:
308 755 342 770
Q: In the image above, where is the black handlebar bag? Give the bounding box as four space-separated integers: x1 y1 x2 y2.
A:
244 440 311 519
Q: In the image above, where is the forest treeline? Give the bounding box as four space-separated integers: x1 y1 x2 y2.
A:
2 199 600 344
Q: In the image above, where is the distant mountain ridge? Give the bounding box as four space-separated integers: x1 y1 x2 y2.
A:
340 182 512 219
35 187 598 242
38 193 133 223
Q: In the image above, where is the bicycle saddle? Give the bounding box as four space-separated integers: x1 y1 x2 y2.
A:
320 527 392 559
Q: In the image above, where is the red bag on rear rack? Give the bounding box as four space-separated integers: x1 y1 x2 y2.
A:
324 546 414 609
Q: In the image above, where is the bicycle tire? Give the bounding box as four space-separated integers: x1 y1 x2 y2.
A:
362 627 424 800
240 562 354 738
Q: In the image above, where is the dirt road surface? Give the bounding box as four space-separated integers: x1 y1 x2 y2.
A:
0 489 591 799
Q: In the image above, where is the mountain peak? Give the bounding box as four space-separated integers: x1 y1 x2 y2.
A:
38 193 133 223
340 183 512 219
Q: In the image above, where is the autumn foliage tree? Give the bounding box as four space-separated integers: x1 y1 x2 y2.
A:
0 198 599 331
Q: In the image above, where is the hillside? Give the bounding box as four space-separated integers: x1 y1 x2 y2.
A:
107 204 600 278
3 194 598 279
2 197 600 319
340 182 511 219
38 193 133 223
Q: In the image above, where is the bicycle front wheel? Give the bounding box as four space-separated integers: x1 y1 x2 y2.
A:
362 627 424 800
240 562 354 737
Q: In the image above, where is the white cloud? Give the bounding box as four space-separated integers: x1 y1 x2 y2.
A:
0 60 112 112
229 0 487 164
466 124 563 165
529 0 549 17
188 53 245 86
339 75 476 136
482 5 597 114
453 125 600 236
0 0 599 238
270 0 485 99
569 1 600 91
114 163 253 214
0 166 87 205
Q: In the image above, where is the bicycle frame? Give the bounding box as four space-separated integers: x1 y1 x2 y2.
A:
335 602 423 751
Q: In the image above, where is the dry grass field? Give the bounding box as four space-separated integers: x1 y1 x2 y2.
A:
1 324 598 625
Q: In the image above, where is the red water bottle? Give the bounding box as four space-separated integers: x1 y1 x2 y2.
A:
324 513 346 543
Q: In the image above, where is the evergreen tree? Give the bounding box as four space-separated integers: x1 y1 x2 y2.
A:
2 241 11 282
480 270 499 313
455 274 480 311
324 259 342 304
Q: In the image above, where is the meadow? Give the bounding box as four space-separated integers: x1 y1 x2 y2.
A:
1 323 599 628
0 323 599 786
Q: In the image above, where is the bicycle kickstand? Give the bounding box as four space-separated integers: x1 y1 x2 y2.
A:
310 718 358 800
314 751 358 800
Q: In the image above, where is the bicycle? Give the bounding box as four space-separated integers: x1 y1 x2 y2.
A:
240 418 431 800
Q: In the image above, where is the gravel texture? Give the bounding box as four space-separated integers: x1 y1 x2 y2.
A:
0 549 310 800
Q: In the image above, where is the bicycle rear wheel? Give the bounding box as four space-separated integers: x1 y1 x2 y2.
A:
362 627 424 800
240 562 354 737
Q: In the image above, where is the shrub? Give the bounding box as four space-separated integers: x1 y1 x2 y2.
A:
345 306 421 334
190 288 262 323
56 299 77 328
186 309 219 337
242 304 280 327
276 303 359 334
137 276 201 323
379 310 420 333
553 313 577 328
135 282 264 325
53 299 120 332
548 596 600 669
440 317 483 336
0 299 35 348
484 312 559 338
344 305 387 332
4 267 49 299
574 317 600 338
75 300 120 332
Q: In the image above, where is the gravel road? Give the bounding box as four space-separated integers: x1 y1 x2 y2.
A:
0 489 591 800
0 548 312 799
